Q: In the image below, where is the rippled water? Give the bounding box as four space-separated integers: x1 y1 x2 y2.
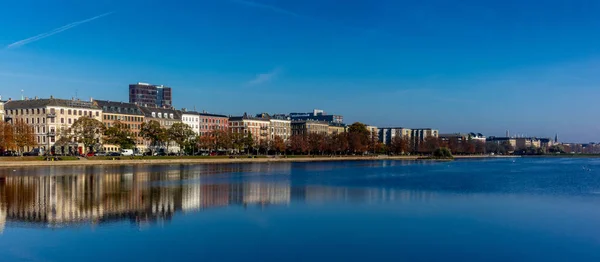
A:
1 158 600 261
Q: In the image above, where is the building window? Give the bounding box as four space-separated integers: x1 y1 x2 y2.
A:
60 109 64 114
78 110 82 116
61 118 64 124
68 119 72 124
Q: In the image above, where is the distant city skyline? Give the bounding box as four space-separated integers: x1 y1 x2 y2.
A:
1 0 599 142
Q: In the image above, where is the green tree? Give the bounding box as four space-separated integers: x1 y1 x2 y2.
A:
70 116 105 153
432 147 454 159
54 128 73 155
140 120 168 153
168 123 195 154
230 132 245 153
104 121 135 150
548 144 565 154
243 133 254 154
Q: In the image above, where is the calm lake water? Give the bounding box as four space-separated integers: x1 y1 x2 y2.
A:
1 158 600 261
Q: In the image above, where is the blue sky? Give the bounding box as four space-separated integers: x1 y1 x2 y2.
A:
1 0 600 142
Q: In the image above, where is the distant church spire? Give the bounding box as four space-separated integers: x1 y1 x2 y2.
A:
555 134 558 143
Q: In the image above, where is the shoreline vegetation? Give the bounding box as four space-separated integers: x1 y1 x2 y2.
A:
0 154 520 168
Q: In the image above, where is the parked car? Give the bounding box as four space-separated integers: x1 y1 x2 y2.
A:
143 151 153 156
85 152 95 157
2 151 18 156
95 152 107 156
108 152 121 156
154 152 167 156
168 152 177 156
121 149 134 156
23 151 37 156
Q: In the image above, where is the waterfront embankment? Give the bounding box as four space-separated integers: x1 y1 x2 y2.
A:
0 155 520 168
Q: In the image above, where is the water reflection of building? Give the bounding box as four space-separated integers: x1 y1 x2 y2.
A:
0 162 450 232
0 163 293 230
243 183 290 205
302 186 438 204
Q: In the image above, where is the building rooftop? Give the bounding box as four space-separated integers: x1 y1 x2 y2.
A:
181 111 228 118
94 100 143 115
229 113 270 122
291 120 330 125
139 106 182 119
5 98 100 110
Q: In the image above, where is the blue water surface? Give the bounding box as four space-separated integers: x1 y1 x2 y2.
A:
1 158 600 262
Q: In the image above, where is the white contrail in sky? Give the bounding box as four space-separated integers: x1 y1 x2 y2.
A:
247 67 282 86
6 12 114 49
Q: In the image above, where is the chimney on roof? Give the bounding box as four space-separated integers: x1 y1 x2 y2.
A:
8 98 12 101
50 95 54 99
35 96 38 100
90 97 93 102
25 97 29 101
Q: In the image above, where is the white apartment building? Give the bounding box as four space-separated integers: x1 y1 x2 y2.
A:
181 111 200 135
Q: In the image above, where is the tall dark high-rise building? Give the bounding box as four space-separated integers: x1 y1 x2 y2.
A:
129 82 172 108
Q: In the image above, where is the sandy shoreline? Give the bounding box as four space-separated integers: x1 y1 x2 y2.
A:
0 155 519 168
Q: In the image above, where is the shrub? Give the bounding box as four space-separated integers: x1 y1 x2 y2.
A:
432 147 453 159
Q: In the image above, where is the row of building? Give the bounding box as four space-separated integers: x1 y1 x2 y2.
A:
0 82 563 154
0 94 362 154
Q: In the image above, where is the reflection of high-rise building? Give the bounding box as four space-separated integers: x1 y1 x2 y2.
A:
243 183 290 205
182 182 201 212
182 183 230 211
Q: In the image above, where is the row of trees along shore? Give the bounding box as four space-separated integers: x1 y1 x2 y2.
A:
0 117 516 156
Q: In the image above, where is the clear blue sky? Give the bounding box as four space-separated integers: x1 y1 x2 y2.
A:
1 0 599 142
